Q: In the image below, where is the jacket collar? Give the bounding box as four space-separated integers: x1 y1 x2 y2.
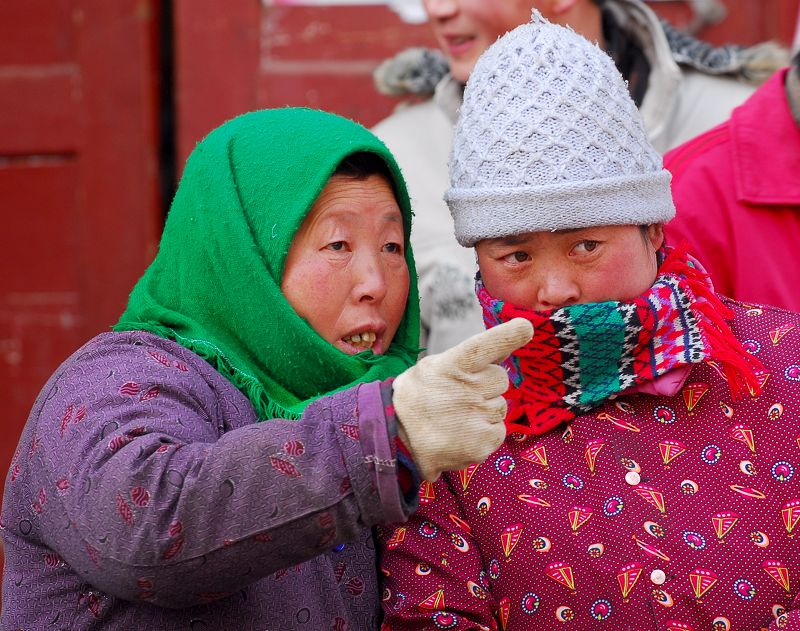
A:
433 73 463 124
731 69 800 206
603 0 682 152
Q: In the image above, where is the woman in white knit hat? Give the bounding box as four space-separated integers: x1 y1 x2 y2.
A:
378 13 800 630
372 0 783 360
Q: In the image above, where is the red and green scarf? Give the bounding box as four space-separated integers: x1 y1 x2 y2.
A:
477 246 764 436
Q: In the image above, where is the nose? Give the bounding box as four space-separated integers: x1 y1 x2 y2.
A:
423 0 458 20
534 268 580 311
353 251 388 304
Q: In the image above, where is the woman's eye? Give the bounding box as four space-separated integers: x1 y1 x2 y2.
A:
326 241 346 251
576 240 599 253
384 242 403 254
503 251 530 263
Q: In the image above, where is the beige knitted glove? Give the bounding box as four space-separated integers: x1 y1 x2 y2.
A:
392 318 534 481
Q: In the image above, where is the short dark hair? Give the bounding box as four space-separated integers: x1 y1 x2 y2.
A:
334 151 394 183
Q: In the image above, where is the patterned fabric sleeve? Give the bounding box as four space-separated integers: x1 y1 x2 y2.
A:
767 593 800 629
768 612 797 629
20 333 411 608
379 474 499 630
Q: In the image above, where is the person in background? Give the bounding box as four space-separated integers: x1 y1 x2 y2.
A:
379 15 800 630
1 107 532 630
664 51 800 311
793 4 800 53
372 0 786 355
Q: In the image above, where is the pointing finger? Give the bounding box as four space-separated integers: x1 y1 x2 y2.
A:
454 318 533 373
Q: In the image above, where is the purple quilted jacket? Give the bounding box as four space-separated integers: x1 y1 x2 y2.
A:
1 331 414 630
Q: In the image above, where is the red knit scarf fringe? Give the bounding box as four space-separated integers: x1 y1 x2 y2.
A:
659 243 764 401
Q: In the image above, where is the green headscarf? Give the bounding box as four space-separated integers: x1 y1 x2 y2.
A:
115 108 420 420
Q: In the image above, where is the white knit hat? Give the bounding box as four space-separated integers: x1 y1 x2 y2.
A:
445 12 675 247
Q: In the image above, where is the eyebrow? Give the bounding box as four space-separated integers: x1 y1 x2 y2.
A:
384 213 403 224
491 234 531 246
313 209 403 232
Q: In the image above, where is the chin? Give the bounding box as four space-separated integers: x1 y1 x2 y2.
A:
449 62 473 85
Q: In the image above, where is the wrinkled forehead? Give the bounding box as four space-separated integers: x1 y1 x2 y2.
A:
298 174 405 235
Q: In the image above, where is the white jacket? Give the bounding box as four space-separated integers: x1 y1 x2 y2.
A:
373 0 763 353
608 0 754 152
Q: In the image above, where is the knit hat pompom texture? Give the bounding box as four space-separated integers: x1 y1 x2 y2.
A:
446 12 675 247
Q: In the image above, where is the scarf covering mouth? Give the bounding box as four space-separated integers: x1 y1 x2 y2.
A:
115 108 420 420
477 245 764 436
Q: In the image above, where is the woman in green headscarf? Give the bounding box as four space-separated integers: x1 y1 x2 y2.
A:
1 108 531 630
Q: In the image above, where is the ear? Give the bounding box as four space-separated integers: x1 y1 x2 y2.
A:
550 0 580 16
646 223 665 250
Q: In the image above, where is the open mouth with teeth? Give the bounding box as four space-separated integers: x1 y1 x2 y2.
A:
342 331 377 351
449 35 472 45
444 34 476 56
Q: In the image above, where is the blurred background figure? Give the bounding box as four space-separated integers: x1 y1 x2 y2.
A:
686 0 728 35
372 0 788 354
795 3 800 51
665 50 800 311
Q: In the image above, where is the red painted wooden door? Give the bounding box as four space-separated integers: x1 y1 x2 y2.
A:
646 0 799 45
0 0 163 572
173 0 438 167
172 0 799 168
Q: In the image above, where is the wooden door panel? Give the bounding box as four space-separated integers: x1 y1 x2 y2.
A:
257 70 401 121
0 2 162 577
0 0 76 65
264 5 433 61
0 162 81 293
173 0 260 170
174 0 437 167
0 71 81 154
